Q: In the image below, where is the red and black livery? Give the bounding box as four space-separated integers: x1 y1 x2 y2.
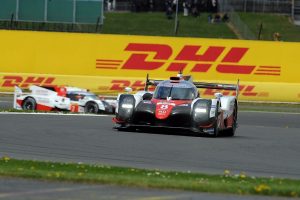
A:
113 73 239 137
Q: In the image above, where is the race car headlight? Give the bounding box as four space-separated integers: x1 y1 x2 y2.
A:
195 108 207 113
121 104 133 109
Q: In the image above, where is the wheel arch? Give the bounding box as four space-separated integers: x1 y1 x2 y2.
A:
22 96 36 106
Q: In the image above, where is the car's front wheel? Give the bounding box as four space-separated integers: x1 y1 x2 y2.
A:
85 102 99 114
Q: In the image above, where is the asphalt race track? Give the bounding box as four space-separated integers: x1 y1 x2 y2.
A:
0 111 300 179
0 96 12 110
0 178 292 200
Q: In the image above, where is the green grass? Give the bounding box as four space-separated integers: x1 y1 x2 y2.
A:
239 13 300 42
0 157 299 198
2 12 300 42
238 102 300 113
0 12 237 39
101 12 236 39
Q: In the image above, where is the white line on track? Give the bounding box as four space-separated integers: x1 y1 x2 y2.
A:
0 112 112 117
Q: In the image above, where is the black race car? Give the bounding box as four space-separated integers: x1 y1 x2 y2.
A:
113 73 239 137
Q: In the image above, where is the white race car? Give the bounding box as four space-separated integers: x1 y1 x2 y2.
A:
14 85 115 114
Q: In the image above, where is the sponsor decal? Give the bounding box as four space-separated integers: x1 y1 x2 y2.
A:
159 104 169 110
96 43 281 76
1 76 56 88
155 102 174 119
110 80 155 91
203 128 214 133
178 104 189 106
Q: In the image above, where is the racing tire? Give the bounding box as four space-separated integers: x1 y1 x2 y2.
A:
211 103 220 137
84 102 99 114
227 103 238 137
22 97 37 111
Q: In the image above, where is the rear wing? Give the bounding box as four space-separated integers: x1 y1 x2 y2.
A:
14 86 23 109
144 73 191 91
194 80 240 99
143 73 240 99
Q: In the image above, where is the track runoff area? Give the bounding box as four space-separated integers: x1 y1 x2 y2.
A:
0 104 300 199
0 110 299 178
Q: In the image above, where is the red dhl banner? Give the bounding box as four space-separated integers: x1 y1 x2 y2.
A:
0 30 300 102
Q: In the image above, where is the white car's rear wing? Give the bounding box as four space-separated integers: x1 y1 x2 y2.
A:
14 86 23 109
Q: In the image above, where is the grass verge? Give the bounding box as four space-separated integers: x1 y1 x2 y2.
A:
239 13 300 42
0 12 237 39
0 157 299 198
101 12 236 39
238 102 300 113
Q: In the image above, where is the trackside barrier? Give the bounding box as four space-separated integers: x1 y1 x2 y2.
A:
0 30 300 102
1 74 299 103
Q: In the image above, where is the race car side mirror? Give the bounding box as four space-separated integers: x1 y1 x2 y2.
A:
142 92 153 100
214 92 223 99
124 87 132 93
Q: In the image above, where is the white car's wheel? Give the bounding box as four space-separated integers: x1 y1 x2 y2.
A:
22 97 36 111
85 102 99 114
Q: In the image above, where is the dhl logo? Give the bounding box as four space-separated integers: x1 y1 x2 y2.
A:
1 76 56 88
96 43 281 76
109 80 269 97
110 80 155 91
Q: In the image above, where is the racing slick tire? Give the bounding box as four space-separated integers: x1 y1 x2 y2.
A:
212 102 220 137
117 94 135 122
84 102 99 114
22 97 37 111
115 94 136 132
227 102 238 137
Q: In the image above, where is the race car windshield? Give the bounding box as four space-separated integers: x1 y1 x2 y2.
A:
153 86 195 100
83 95 99 100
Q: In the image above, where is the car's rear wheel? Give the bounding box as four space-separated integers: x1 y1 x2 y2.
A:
85 102 99 114
22 97 36 111
212 103 220 137
227 103 237 137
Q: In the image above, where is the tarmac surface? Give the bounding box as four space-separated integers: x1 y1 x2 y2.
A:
0 112 300 178
0 178 294 200
0 111 299 199
0 96 12 109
